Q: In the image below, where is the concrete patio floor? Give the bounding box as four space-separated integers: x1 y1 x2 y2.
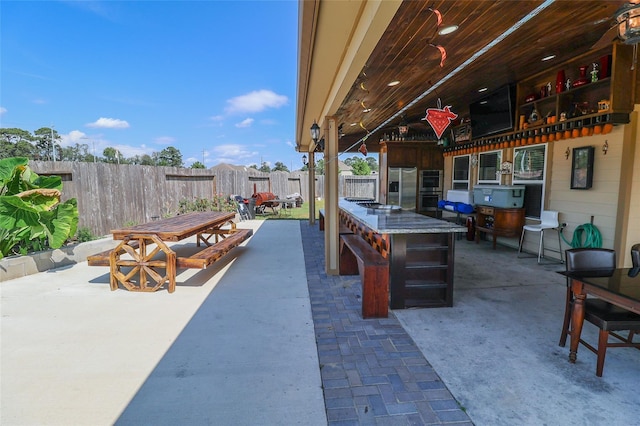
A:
2 219 639 425
1 220 325 426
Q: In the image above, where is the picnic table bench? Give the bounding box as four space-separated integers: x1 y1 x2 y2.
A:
87 212 252 293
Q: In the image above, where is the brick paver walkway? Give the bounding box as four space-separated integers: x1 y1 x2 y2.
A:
300 221 473 425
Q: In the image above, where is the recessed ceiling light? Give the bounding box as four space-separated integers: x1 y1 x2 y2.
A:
350 123 357 126
387 80 400 87
438 25 459 35
478 87 488 92
542 54 556 61
363 108 371 113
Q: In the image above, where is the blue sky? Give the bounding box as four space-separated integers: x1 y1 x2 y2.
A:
1 0 301 169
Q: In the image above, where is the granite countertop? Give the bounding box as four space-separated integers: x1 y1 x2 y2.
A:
339 199 467 234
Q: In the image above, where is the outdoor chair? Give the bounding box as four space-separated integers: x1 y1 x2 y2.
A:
559 248 640 377
518 210 563 264
632 243 640 267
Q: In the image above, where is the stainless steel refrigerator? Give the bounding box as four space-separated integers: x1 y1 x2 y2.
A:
387 167 417 210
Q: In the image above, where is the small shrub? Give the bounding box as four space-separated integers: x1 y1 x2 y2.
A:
76 227 97 243
178 195 237 214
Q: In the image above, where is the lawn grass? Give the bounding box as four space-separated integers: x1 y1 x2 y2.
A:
254 199 324 220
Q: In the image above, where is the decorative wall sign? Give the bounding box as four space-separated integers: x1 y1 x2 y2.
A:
571 146 594 190
424 105 458 139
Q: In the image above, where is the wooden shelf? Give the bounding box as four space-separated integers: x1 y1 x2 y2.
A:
390 233 454 309
443 43 636 156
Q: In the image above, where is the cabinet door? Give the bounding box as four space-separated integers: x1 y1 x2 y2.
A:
493 208 525 236
388 146 418 167
421 145 444 169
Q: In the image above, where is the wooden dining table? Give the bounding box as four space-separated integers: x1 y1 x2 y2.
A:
104 211 243 293
560 268 640 363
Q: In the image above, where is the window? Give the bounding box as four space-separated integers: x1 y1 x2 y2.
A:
478 151 502 185
513 144 547 218
452 155 470 190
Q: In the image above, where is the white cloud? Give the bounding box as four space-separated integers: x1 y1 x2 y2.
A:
86 117 130 129
115 144 152 158
212 144 257 161
33 99 47 105
225 90 288 114
286 140 294 147
154 136 175 145
61 130 88 147
235 118 254 128
0 107 6 115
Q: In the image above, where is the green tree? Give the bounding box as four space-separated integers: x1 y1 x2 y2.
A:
259 162 271 173
60 143 92 162
349 157 371 175
103 147 121 163
190 161 206 169
272 161 289 172
316 159 325 175
366 157 379 173
140 154 155 165
33 127 61 161
0 128 36 159
249 164 258 170
157 146 183 167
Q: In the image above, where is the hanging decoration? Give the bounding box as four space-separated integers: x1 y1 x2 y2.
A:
423 99 458 139
430 44 447 68
359 142 368 156
426 6 446 68
428 7 443 27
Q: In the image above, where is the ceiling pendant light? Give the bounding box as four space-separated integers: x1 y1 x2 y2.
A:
615 1 640 45
398 115 409 140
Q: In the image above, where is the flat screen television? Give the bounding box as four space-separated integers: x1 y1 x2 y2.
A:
469 84 516 138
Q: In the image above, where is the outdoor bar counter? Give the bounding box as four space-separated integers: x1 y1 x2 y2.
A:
339 198 466 309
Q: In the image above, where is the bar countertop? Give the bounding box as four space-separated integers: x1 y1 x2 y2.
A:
339 199 467 235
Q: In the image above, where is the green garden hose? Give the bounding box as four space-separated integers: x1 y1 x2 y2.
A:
560 223 602 248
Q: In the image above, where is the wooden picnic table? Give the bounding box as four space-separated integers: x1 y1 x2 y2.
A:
89 211 252 293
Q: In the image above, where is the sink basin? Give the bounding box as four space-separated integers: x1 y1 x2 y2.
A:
367 204 402 214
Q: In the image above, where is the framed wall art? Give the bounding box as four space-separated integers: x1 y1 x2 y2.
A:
571 146 594 190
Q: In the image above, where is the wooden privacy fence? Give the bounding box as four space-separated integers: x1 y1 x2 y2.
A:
29 161 379 236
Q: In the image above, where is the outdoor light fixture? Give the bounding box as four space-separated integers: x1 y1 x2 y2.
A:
302 154 308 165
603 140 609 155
438 25 458 35
310 120 320 143
398 115 409 139
470 153 479 168
615 1 640 45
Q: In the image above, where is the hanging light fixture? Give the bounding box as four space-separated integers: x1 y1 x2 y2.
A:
615 1 640 45
398 115 409 140
310 120 320 143
302 154 308 165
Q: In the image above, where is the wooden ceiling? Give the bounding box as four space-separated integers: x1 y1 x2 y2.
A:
336 0 626 153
